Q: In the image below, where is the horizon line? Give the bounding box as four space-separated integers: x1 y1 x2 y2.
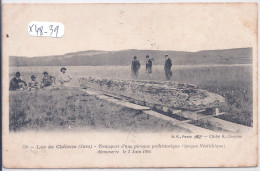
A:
10 47 252 58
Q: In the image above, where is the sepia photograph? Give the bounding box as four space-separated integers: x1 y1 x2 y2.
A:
2 2 258 168
9 48 253 133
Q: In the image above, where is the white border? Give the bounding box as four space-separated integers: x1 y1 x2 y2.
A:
1 0 259 3
1 0 259 170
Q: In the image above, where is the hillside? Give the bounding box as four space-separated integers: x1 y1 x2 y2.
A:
9 48 252 66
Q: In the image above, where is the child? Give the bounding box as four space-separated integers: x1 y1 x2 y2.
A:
28 75 38 90
41 72 55 88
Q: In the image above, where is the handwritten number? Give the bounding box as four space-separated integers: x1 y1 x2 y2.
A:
49 25 59 37
49 25 53 36
35 25 43 36
54 26 59 37
30 23 60 37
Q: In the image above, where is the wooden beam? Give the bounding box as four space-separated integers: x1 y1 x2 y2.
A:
143 110 216 134
198 117 252 133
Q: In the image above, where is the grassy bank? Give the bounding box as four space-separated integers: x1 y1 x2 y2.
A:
9 88 190 132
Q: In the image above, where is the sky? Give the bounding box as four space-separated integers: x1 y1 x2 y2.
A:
2 3 257 57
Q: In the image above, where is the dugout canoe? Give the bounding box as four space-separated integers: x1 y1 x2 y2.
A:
79 77 225 111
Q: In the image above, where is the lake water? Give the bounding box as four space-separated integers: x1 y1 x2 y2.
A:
9 64 252 88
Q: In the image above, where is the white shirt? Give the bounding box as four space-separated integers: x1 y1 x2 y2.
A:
59 72 72 83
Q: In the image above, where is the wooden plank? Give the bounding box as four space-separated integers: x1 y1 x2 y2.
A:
171 110 200 120
82 89 150 110
81 89 100 95
96 94 111 100
199 117 253 133
105 98 150 110
143 110 216 133
170 108 224 120
169 108 252 133
215 108 225 116
143 110 187 125
173 108 252 133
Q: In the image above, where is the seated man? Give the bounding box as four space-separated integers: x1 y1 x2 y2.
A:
9 72 27 91
58 67 72 86
41 72 55 88
28 75 39 90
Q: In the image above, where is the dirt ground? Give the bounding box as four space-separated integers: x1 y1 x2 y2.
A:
9 88 191 133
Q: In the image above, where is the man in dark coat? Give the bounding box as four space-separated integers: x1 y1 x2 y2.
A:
131 56 141 79
9 72 27 91
146 55 153 78
164 54 172 80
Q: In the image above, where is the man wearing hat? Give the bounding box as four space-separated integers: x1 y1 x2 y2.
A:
28 75 39 90
131 56 141 79
41 71 55 88
146 55 153 78
9 72 27 91
58 67 72 86
164 54 173 80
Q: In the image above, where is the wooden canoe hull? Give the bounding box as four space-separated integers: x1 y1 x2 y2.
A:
79 77 225 111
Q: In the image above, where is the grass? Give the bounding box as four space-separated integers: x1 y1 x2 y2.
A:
9 88 190 132
9 64 253 130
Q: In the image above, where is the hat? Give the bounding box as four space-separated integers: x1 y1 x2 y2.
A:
134 56 137 59
43 71 48 75
146 55 149 58
60 67 66 72
15 72 20 76
165 54 168 57
31 75 36 79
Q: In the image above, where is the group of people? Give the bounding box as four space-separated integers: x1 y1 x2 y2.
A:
9 67 72 91
131 54 172 80
10 55 173 91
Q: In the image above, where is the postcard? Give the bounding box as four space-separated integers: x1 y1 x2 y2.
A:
2 2 258 168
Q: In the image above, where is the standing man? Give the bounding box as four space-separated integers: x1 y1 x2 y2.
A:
164 54 172 80
145 55 153 78
131 56 141 79
9 72 27 91
58 67 72 86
